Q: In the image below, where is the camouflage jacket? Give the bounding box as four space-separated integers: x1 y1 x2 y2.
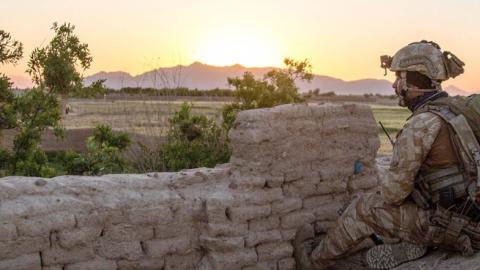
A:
380 112 443 205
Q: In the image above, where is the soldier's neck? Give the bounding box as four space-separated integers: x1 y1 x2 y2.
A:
408 91 448 112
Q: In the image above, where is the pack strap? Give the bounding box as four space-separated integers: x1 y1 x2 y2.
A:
429 209 474 254
421 166 465 205
449 114 480 187
444 216 468 247
423 166 460 182
426 106 480 187
429 174 464 192
473 151 480 187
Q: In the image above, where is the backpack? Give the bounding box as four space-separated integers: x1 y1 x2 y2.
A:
413 94 480 253
420 94 480 188
429 94 480 142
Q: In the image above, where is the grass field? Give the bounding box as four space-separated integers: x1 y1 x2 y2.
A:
59 99 410 157
64 99 227 136
1 99 410 158
371 105 411 155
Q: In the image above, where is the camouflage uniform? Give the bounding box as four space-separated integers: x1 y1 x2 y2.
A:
296 40 471 268
311 112 444 264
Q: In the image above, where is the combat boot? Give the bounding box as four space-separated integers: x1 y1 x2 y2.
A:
294 224 333 270
294 224 316 270
365 242 427 270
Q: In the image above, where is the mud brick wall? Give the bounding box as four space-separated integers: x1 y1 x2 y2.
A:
0 103 380 270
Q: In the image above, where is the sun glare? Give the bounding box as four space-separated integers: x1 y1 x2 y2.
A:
194 29 282 67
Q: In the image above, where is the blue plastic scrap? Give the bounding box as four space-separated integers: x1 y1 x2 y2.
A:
354 161 362 174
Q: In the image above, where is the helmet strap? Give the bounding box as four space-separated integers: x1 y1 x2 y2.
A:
400 71 409 93
397 72 409 107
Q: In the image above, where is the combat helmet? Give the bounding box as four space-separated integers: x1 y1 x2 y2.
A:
380 40 465 92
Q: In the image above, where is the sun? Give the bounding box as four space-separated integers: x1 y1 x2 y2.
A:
193 28 282 67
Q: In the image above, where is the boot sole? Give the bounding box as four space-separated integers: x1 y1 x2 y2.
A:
365 242 427 270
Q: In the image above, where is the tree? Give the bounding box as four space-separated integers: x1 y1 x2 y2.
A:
0 30 23 176
27 22 92 96
227 72 271 108
0 30 23 130
74 79 107 98
0 74 16 130
0 30 23 65
222 58 313 131
4 22 94 177
1 23 95 177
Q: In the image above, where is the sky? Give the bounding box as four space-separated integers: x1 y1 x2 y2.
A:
1 0 480 92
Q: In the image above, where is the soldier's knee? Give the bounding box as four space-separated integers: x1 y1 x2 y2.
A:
353 193 385 209
342 193 389 222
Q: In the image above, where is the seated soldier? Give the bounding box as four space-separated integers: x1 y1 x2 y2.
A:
295 40 480 269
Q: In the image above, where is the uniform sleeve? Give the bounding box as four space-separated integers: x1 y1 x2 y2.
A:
380 112 443 205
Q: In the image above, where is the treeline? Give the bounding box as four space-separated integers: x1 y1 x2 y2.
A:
106 87 233 97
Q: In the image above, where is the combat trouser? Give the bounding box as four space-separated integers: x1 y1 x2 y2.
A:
311 193 432 265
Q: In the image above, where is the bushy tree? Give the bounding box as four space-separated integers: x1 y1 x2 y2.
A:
0 30 24 176
0 30 23 131
1 23 95 177
222 58 312 131
10 89 62 176
27 22 92 96
0 30 23 65
227 72 271 108
11 22 92 177
74 79 107 98
0 74 16 130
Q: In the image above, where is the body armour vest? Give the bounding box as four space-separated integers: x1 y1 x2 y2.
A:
414 114 465 208
411 95 480 211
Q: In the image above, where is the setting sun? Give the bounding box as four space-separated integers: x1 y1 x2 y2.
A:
193 28 282 67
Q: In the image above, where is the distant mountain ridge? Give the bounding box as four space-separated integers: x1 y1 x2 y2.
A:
81 62 473 96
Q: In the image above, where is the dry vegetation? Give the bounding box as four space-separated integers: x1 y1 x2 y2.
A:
54 99 230 164
53 97 408 157
1 95 407 158
63 99 227 135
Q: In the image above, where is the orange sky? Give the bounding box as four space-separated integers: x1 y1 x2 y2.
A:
1 0 479 92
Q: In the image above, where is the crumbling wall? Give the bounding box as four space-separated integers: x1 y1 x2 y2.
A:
0 103 380 270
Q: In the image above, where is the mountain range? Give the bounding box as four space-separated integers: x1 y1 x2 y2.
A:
84 62 473 96
12 62 474 96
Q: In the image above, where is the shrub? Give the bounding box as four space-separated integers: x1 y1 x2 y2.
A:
14 149 56 178
62 125 131 175
133 103 230 172
161 102 230 171
319 91 336 97
0 149 12 177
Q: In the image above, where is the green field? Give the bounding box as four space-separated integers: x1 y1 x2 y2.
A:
371 105 411 155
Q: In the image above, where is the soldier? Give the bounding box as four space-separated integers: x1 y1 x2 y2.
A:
295 40 480 269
